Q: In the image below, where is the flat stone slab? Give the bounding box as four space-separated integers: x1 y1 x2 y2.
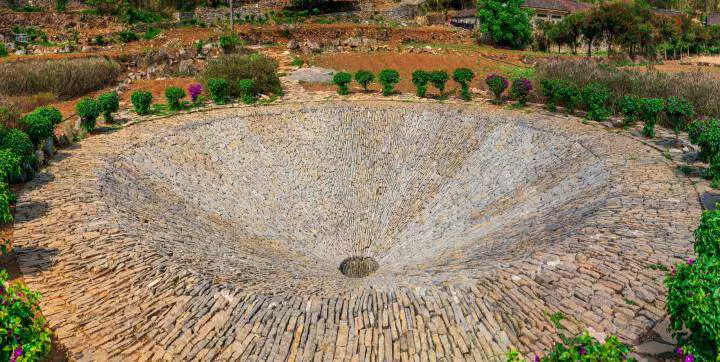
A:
12 102 701 360
700 192 720 210
286 66 335 83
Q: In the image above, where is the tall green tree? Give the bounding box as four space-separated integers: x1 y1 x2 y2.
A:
477 0 533 49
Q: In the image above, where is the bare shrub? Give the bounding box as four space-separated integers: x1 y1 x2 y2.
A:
0 57 122 99
535 59 720 117
200 53 283 98
2 92 57 113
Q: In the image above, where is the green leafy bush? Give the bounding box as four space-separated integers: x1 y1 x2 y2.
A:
207 78 228 104
20 112 54 145
201 54 282 98
130 90 153 115
638 98 665 138
164 87 186 110
616 95 640 125
665 96 695 137
1 129 33 161
32 106 62 126
238 79 256 104
693 210 720 257
412 70 430 98
540 79 562 111
518 332 635 361
453 68 474 101
485 74 508 103
0 149 22 183
0 43 8 58
332 71 352 95
378 69 400 96
55 0 68 12
354 70 374 92
117 30 139 43
0 183 14 223
219 34 241 53
557 82 580 114
0 268 51 358
511 78 533 106
581 82 611 121
429 70 449 98
143 27 161 41
688 117 720 180
75 97 100 132
477 0 533 49
97 92 119 123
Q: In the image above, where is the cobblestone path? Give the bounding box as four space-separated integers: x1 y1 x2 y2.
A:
13 102 700 361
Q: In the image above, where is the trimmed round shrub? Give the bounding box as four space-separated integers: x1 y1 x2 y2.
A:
378 69 400 97
616 95 641 125
0 149 22 183
580 82 611 121
75 97 101 132
200 54 282 98
20 112 54 145
639 98 665 138
412 70 430 98
666 96 695 137
511 78 533 106
165 87 186 110
97 92 120 123
354 70 374 92
30 106 62 126
485 74 509 103
1 129 34 161
429 70 449 98
332 71 353 95
0 269 52 358
238 79 255 104
131 90 153 115
207 78 228 104
452 68 475 101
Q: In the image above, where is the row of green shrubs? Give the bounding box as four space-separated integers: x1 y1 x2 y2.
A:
75 92 120 132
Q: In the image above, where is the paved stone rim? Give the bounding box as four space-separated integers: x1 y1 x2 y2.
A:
13 102 700 360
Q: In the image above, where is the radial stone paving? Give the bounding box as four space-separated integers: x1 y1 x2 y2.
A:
14 102 700 361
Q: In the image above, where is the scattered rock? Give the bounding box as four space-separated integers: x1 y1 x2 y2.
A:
286 66 335 84
287 39 299 50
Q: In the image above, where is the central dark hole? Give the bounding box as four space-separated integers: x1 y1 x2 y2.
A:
339 256 379 278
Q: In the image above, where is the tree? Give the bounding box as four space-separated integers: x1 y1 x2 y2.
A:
477 0 533 49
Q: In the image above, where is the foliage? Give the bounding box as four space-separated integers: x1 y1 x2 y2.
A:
485 74 509 103
0 106 19 129
429 70 449 98
117 30 139 43
188 83 203 102
19 112 54 145
332 72 353 95
0 183 14 223
238 79 256 104
511 78 533 106
219 34 241 53
694 210 720 258
665 256 719 361
665 96 694 136
412 70 430 98
0 150 23 184
688 117 720 178
75 98 100 132
0 269 52 360
539 332 635 361
378 69 400 96
1 129 34 161
476 0 533 49
130 90 153 115
354 70 374 92
164 87 186 110
638 98 665 138
580 83 611 121
616 95 641 125
143 27 161 41
121 6 168 24
557 82 580 114
97 92 119 123
453 68 474 101
201 54 282 98
0 44 7 58
31 106 62 126
0 58 121 99
540 79 562 111
55 0 68 12
206 78 228 104
12 26 48 45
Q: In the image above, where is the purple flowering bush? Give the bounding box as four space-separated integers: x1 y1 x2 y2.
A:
188 83 203 103
486 74 509 103
0 269 51 360
511 78 533 106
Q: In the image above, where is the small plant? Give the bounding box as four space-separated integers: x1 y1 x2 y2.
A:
639 98 665 138
412 70 430 98
207 78 228 104
539 332 635 361
510 78 533 106
164 87 186 110
219 34 240 53
687 117 720 181
75 97 100 132
0 183 14 223
238 79 255 104
55 0 68 12
0 43 8 58
19 112 54 145
429 70 449 98
188 83 203 103
354 70 374 92
0 150 23 183
452 68 474 101
539 79 562 111
332 71 352 95
0 269 52 360
117 30 139 43
1 129 34 161
130 90 153 115
143 27 161 40
616 95 640 125
485 74 509 104
580 82 611 121
290 57 304 67
97 92 119 123
557 83 580 115
378 69 400 96
666 96 695 139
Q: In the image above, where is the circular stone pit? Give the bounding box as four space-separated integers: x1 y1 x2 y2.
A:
12 102 700 360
